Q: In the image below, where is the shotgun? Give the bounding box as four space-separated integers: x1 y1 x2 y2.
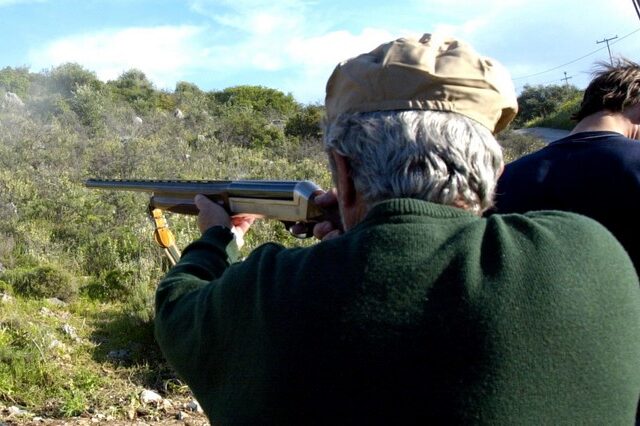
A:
85 179 333 264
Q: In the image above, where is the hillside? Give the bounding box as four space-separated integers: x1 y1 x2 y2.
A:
0 64 332 424
0 63 547 424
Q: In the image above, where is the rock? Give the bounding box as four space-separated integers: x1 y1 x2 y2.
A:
40 307 53 316
48 338 64 350
133 116 143 125
47 297 67 307
107 349 131 361
177 411 189 420
174 108 184 119
0 293 13 304
140 389 163 405
162 398 174 411
186 399 203 413
7 405 28 415
0 201 18 218
3 92 24 108
61 323 78 339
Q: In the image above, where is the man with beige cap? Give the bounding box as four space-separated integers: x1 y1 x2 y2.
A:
155 34 640 425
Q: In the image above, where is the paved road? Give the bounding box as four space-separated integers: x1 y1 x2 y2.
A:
513 127 570 144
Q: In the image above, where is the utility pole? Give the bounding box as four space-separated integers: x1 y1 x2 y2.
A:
596 35 618 65
561 71 573 86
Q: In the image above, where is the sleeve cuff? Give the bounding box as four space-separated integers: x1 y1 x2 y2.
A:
199 225 241 264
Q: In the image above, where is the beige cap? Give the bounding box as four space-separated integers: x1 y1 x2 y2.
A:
325 34 518 133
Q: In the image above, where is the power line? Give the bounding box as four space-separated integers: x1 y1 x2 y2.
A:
515 75 574 91
633 0 640 21
512 27 640 81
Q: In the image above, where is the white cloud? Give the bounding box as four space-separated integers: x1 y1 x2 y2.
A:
189 0 304 35
286 28 400 67
28 26 205 89
283 28 406 102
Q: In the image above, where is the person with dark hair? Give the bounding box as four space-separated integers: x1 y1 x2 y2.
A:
494 59 640 271
154 38 640 425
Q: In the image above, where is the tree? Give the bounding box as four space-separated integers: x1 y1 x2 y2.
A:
47 63 102 98
213 85 298 117
108 69 157 113
174 81 208 114
0 66 32 98
515 84 582 126
285 104 324 140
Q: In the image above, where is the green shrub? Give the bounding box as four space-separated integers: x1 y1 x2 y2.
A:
285 104 323 139
0 279 11 294
526 94 581 130
47 63 102 98
514 84 581 127
216 107 286 148
82 269 132 301
498 131 547 163
2 265 77 301
69 84 108 135
213 85 298 117
0 66 32 99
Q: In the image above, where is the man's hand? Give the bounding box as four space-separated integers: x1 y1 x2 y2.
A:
194 195 256 244
312 188 343 241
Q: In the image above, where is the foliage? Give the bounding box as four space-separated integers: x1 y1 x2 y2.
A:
497 130 548 164
526 93 582 130
0 63 332 421
1 264 77 301
515 84 582 127
285 104 324 140
47 63 102 98
107 69 159 114
0 66 32 98
216 105 286 148
213 85 298 117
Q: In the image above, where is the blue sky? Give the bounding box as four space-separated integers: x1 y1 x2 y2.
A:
1 0 639 104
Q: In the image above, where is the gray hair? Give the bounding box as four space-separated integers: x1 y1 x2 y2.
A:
323 110 503 215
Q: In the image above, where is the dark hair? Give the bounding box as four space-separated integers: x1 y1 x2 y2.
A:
572 58 640 121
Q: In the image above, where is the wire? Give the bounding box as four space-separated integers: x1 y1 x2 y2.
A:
512 27 640 81
634 0 640 21
515 76 573 91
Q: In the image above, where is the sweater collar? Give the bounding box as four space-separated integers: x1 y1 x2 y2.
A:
353 198 477 230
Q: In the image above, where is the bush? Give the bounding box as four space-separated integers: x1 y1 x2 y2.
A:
285 104 323 139
514 84 582 126
216 107 286 148
47 63 102 98
213 85 298 117
498 130 547 163
82 269 132 301
2 265 77 301
70 84 108 135
0 279 12 294
526 94 581 130
0 66 32 99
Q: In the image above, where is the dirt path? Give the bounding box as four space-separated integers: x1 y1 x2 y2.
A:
513 127 570 144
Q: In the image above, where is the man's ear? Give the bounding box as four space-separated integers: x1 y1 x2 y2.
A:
331 151 357 208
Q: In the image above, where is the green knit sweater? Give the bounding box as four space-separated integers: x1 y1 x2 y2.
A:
155 199 640 425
